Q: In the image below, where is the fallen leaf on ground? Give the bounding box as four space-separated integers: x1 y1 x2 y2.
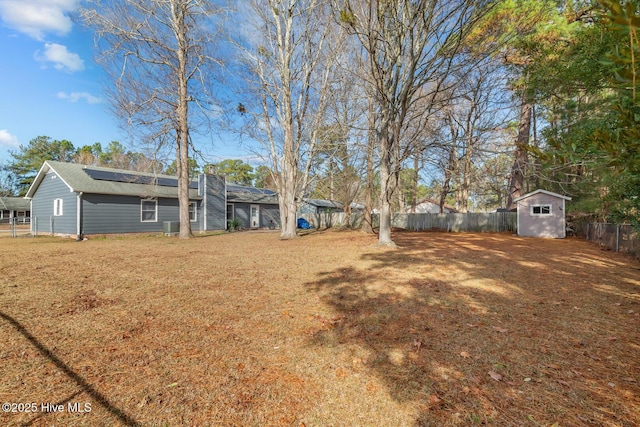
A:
493 326 508 333
413 339 423 351
459 351 471 359
489 371 503 381
429 394 442 405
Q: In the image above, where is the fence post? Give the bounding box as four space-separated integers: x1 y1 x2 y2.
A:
50 216 54 236
616 224 620 252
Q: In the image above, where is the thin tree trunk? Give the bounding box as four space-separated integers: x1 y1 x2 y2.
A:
506 97 532 211
175 0 192 239
362 95 376 234
411 153 419 213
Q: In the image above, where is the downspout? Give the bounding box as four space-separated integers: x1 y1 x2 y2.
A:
76 192 83 241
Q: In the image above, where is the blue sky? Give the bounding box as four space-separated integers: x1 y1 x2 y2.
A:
0 0 250 167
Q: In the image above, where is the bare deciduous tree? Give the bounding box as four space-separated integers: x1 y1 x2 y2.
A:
236 0 342 239
338 0 495 245
81 0 222 238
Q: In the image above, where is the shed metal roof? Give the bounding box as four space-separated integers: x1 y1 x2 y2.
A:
303 198 343 209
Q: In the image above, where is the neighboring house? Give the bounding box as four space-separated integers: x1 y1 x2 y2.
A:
514 189 572 238
0 197 30 222
226 184 280 229
24 161 279 238
414 198 458 214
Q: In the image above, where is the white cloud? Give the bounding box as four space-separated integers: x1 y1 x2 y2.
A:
35 43 84 72
57 91 102 104
0 0 77 40
0 130 20 149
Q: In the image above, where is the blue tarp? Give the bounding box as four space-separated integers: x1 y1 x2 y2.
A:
297 218 313 229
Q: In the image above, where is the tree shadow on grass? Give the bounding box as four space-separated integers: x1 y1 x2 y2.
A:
305 231 640 426
0 311 140 427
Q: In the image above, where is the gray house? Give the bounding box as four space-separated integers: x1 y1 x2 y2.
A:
0 197 30 222
414 198 458 214
25 161 231 238
514 189 572 238
226 184 280 229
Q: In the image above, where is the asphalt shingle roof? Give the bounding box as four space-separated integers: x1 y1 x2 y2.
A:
0 197 30 210
26 161 202 199
227 192 279 205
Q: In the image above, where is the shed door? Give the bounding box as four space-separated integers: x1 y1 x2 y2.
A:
250 204 260 228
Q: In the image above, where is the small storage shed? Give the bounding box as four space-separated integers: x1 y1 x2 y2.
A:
298 198 344 214
514 189 572 238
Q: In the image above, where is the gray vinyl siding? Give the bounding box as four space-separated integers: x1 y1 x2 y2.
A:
82 194 201 234
232 203 280 228
31 171 77 235
232 203 250 229
297 202 317 214
202 174 226 231
261 205 280 228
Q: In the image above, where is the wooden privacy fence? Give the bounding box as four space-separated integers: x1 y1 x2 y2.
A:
391 212 516 233
298 212 364 229
298 212 516 233
584 223 639 255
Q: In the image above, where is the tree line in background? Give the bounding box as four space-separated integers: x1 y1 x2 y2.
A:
0 136 277 197
2 1 639 239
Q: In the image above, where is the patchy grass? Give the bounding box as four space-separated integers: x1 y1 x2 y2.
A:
0 230 639 426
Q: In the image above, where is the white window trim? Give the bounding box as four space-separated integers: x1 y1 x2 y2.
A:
530 204 552 216
189 201 197 222
141 198 158 222
54 198 63 216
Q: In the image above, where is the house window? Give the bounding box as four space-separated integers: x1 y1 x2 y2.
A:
141 199 157 222
54 198 63 216
189 202 197 222
531 204 552 216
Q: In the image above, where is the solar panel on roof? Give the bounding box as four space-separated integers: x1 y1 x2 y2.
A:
227 184 276 195
84 168 198 189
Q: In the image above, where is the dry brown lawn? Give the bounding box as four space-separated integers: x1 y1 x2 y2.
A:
0 230 639 426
